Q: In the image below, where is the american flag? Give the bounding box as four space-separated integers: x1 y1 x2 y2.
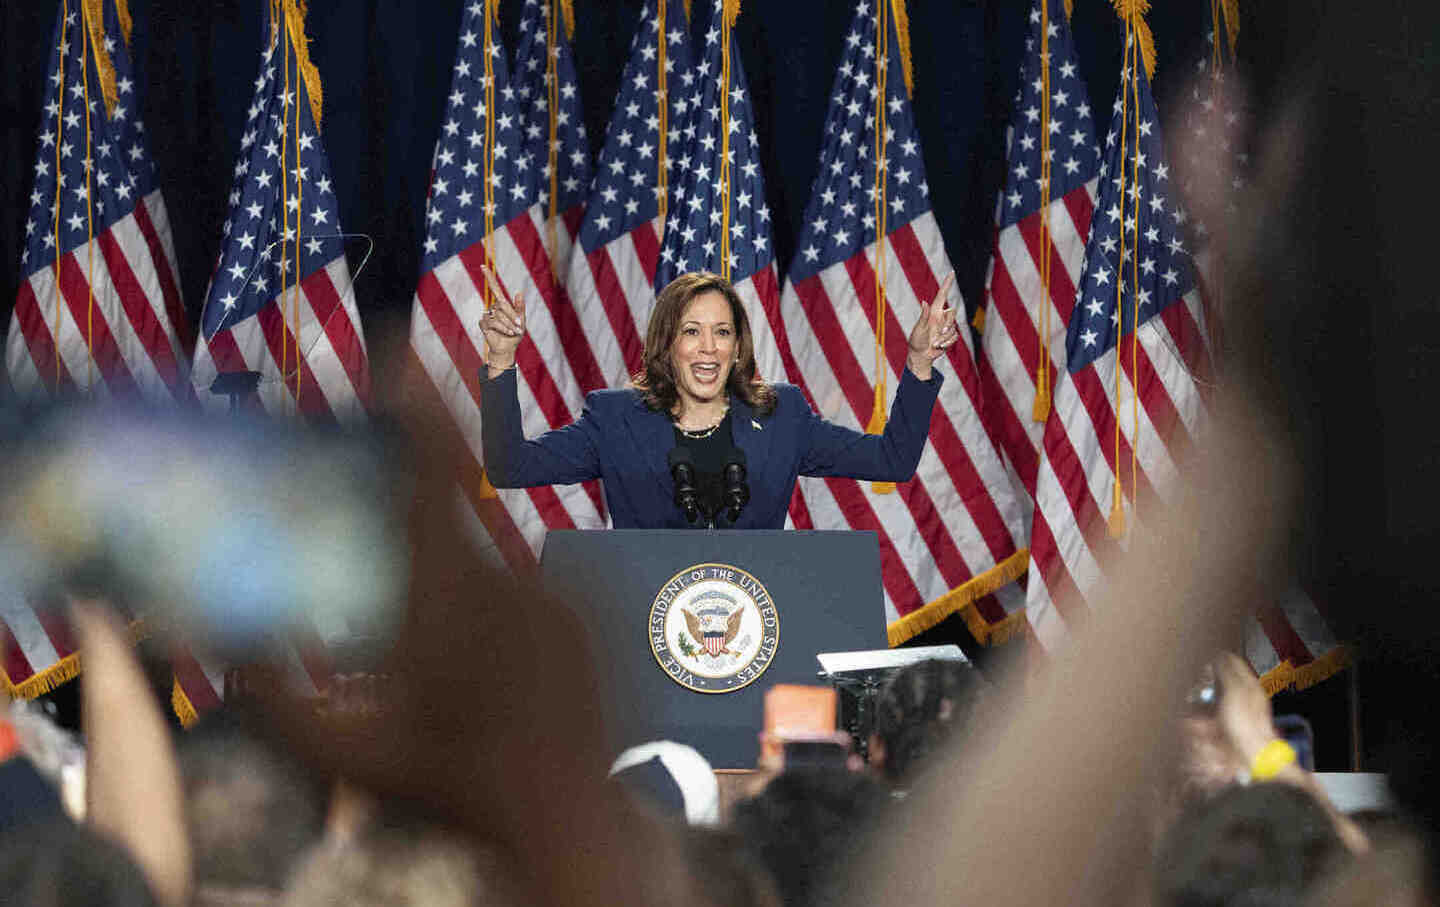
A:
1176 8 1247 363
654 0 791 385
1 0 190 707
565 0 695 386
6 0 191 404
779 0 1028 645
1175 11 1347 693
978 0 1099 508
408 0 605 572
1178 24 1244 264
193 1 370 423
1024 35 1214 649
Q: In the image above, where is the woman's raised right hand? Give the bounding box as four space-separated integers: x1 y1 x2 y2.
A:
477 265 526 374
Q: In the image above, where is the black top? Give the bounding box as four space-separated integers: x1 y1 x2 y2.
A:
672 410 735 526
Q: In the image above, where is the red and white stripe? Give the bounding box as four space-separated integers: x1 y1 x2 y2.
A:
780 212 1029 641
192 253 370 424
564 214 663 388
410 205 609 570
1 593 80 699
7 190 192 405
978 181 1097 507
1024 286 1212 650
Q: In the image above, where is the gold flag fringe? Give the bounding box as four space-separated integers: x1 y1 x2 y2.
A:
886 549 1030 646
1258 647 1352 698
81 0 120 118
984 608 1030 645
559 0 575 40
5 653 82 700
2 619 149 701
1259 664 1288 697
953 595 1029 646
283 0 325 129
171 679 200 729
889 0 914 98
1290 646 1350 691
1111 0 1157 80
971 306 986 332
1063 0 1073 18
1219 0 1240 60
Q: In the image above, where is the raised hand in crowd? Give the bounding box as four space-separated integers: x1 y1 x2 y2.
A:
72 599 191 907
1211 651 1369 853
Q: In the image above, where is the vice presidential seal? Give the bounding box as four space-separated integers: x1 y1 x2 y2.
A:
649 563 780 693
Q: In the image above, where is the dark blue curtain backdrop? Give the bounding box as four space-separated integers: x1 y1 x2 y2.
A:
2 0 1224 342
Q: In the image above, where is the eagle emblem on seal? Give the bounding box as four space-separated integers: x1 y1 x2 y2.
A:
682 601 744 657
649 564 780 693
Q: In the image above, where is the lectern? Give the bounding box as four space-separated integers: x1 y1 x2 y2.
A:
539 529 885 768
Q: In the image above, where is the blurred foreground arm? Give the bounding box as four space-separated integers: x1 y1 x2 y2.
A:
842 400 1294 907
73 601 191 907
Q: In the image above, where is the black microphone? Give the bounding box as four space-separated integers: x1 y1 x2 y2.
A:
722 448 750 522
668 447 701 524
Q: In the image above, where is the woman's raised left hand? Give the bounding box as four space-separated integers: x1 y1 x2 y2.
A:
906 271 960 379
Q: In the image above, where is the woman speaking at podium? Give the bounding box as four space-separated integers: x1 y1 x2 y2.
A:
477 270 958 529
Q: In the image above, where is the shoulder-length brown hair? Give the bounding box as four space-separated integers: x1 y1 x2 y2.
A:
633 272 777 416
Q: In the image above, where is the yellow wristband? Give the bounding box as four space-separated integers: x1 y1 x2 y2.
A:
1250 739 1297 780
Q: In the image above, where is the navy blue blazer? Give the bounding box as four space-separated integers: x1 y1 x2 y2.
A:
480 367 943 529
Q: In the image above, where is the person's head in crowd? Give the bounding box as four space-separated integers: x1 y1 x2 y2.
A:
1153 782 1347 907
0 817 159 907
609 740 721 826
281 817 517 907
680 825 783 907
177 713 326 898
731 767 887 907
868 658 985 786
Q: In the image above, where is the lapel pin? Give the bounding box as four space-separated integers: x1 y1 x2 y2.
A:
751 419 763 431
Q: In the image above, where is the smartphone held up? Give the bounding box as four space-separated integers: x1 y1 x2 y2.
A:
0 409 408 658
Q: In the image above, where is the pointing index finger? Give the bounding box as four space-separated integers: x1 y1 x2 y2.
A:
478 264 508 310
934 271 956 304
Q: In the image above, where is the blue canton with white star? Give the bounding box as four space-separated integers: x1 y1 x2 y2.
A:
202 9 345 339
1178 12 1248 253
22 7 157 278
577 0 695 255
787 0 934 285
511 0 592 214
997 0 1099 230
653 0 772 289
1065 48 1196 374
420 4 528 272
